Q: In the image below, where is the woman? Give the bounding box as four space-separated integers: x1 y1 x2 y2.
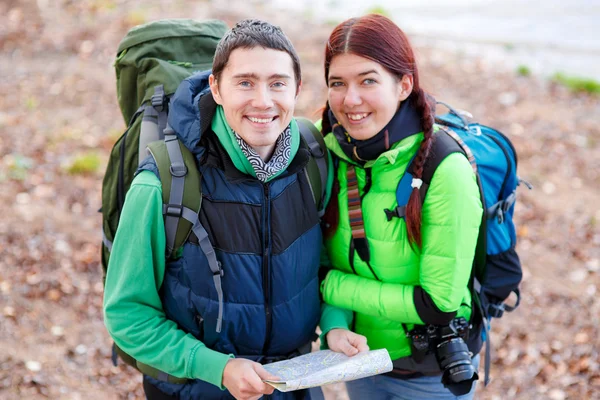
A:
318 14 483 399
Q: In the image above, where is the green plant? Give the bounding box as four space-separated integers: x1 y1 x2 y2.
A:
516 65 531 77
552 73 600 95
64 152 102 175
3 153 34 181
365 5 390 17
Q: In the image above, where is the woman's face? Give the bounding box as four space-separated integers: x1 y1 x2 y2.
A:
327 53 410 141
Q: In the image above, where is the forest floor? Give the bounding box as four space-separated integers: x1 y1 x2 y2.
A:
1 1 599 399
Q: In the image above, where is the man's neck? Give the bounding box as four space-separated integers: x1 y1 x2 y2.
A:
253 144 276 162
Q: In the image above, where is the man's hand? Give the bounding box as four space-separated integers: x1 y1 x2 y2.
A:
222 358 280 400
326 328 369 356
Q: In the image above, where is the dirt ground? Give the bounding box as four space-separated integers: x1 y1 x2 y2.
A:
1 1 599 399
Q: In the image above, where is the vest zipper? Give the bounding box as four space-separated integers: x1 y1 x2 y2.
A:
262 183 272 354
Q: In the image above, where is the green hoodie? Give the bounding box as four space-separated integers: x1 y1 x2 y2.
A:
319 128 483 361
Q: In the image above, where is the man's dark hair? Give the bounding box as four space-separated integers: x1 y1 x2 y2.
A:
212 19 301 89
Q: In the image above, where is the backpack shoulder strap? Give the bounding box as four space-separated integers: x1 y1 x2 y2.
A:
296 117 329 214
138 85 169 164
385 128 465 221
147 126 201 256
147 126 224 334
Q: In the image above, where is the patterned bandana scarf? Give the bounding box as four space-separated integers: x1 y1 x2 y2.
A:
234 125 293 182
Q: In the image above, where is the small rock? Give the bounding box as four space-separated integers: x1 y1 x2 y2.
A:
54 240 72 255
75 344 87 355
0 281 11 293
569 269 587 283
510 122 524 136
587 258 599 272
15 192 31 205
548 389 566 400
586 285 596 296
51 326 64 337
542 182 556 195
25 361 42 372
498 91 518 107
574 332 590 344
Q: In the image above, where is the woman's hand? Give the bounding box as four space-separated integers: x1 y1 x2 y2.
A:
326 328 369 356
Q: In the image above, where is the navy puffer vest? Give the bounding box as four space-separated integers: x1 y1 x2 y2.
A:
139 72 321 399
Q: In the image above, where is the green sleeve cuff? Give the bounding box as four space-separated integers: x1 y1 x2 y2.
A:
318 303 353 350
189 344 234 390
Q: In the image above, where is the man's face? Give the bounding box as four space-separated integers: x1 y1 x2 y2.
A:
209 47 300 153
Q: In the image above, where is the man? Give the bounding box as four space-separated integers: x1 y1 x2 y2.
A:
104 19 324 400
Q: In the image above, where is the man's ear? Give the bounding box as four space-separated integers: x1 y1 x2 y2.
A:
397 74 414 101
295 80 303 99
209 74 223 105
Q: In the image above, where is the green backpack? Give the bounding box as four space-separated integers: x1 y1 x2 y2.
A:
100 19 329 383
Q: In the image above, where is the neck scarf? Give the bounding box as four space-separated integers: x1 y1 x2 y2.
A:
211 105 297 182
234 126 292 182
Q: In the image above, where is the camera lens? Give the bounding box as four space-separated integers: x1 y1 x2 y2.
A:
436 338 479 396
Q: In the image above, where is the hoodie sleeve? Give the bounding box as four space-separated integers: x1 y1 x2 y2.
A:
103 170 233 389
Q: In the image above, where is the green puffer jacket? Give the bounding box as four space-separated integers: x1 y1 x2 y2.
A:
319 128 483 361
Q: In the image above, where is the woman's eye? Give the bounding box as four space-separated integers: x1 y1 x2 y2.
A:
363 78 376 85
329 81 344 88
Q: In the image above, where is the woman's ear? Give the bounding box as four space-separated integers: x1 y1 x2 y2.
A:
397 74 414 101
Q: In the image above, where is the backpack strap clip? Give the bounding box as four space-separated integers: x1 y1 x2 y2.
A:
307 140 325 158
487 302 505 319
151 85 167 111
486 190 517 223
163 203 184 218
213 261 224 278
384 206 406 221
169 163 187 177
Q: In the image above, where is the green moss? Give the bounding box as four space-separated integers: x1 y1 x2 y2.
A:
365 6 390 17
552 73 600 95
65 152 102 175
517 65 531 77
25 96 38 111
4 154 34 181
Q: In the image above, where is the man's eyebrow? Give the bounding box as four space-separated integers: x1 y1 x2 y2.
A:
231 73 293 80
329 70 379 81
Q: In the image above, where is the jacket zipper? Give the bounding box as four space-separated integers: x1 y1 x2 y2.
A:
262 183 272 354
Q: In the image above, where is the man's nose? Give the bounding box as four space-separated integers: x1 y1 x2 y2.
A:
252 85 274 109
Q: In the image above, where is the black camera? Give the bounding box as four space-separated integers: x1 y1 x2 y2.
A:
408 317 479 396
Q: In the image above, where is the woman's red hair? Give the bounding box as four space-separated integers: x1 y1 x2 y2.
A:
321 14 435 247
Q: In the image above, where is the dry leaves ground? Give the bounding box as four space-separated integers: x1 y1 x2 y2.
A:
0 1 599 399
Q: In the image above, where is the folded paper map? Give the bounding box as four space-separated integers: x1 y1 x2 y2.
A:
262 349 393 392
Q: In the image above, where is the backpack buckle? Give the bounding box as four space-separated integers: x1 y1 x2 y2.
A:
487 302 505 318
151 85 166 111
165 204 183 218
308 141 325 158
213 261 224 277
170 162 188 177
496 207 504 224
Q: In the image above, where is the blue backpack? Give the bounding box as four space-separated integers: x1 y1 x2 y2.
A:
390 102 532 384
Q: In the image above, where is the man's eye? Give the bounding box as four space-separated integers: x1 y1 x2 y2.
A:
271 81 285 88
239 81 252 87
